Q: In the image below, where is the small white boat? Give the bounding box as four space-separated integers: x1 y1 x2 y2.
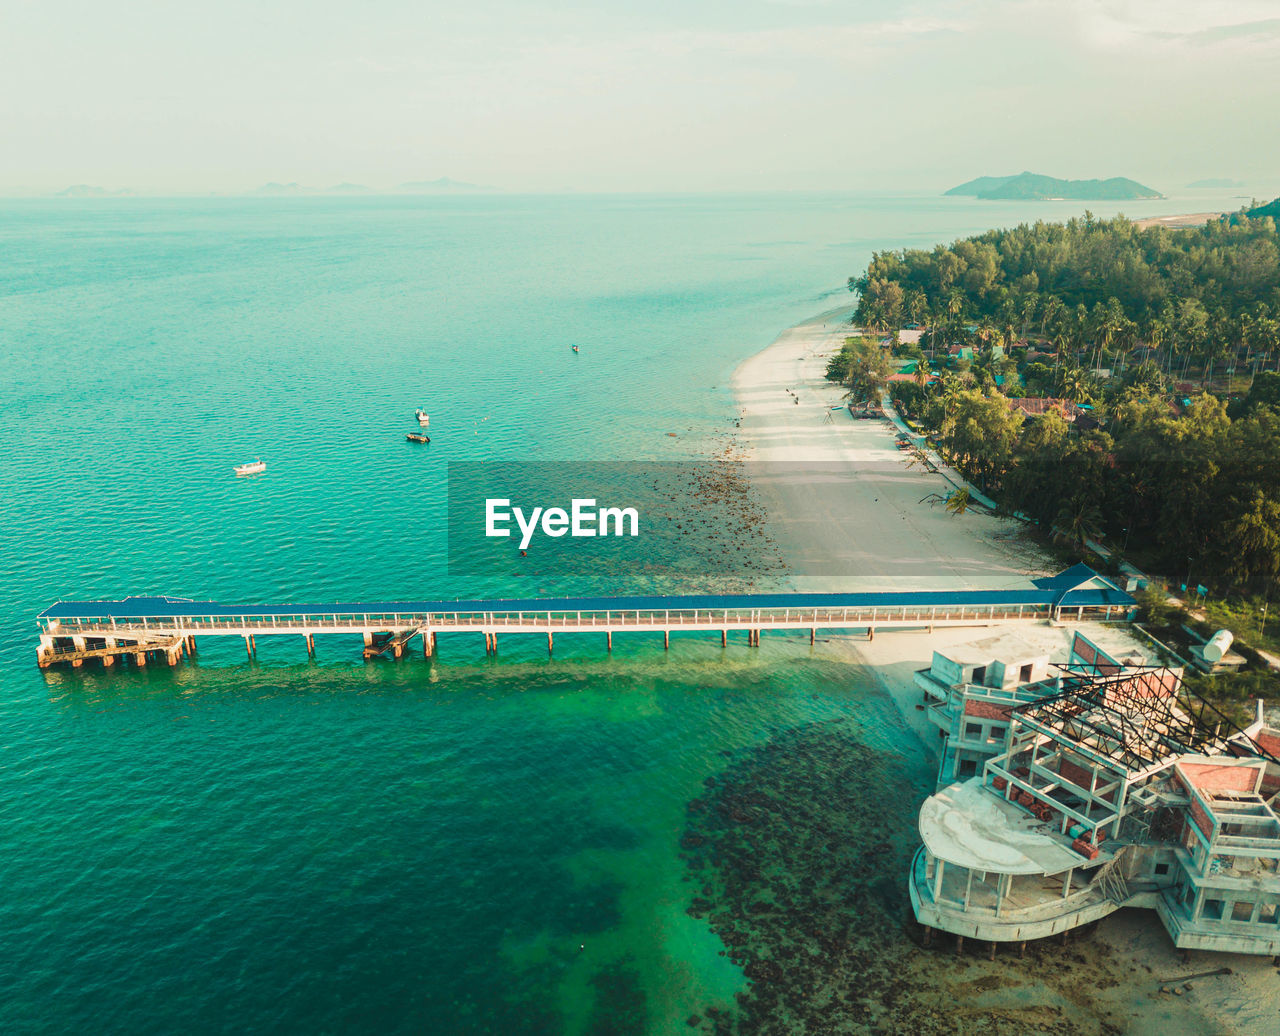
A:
415 409 430 426
234 458 266 476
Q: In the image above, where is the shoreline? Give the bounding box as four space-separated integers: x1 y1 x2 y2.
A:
1133 211 1224 230
725 304 1277 1033
731 306 1046 592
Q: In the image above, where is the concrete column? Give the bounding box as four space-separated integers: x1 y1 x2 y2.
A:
72 635 86 651
607 631 612 652
663 630 669 650
363 632 374 648
72 659 83 668
810 627 816 645
721 630 727 647
547 631 553 655
423 632 433 658
102 655 115 667
135 652 147 667
305 634 315 657
244 636 254 660
393 642 403 659
167 649 181 666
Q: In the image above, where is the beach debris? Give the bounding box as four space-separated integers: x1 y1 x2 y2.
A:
1159 966 1231 984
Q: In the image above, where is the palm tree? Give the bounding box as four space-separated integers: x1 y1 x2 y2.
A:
1054 496 1104 550
913 356 932 390
945 487 972 517
1055 365 1091 403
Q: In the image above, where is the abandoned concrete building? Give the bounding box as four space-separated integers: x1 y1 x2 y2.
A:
910 633 1280 956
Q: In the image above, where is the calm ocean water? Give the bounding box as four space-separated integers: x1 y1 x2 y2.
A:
0 190 1231 1033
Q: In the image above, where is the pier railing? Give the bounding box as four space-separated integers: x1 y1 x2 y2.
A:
35 571 1137 669
40 603 1071 644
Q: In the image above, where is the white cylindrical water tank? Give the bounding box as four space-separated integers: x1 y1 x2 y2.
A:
1202 629 1234 663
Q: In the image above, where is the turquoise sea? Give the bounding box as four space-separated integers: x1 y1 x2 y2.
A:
0 190 1237 1033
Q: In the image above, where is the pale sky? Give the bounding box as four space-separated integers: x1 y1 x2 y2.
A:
3 0 1278 194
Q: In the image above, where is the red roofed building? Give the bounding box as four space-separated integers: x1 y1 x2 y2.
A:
1007 397 1086 421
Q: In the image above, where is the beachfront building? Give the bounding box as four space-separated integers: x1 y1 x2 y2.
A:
909 651 1280 957
916 628 1144 788
915 631 1054 787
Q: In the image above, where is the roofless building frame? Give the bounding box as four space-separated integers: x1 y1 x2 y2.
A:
911 636 1280 958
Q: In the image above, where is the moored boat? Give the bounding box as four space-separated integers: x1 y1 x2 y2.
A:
234 459 266 475
405 433 430 443
415 409 429 426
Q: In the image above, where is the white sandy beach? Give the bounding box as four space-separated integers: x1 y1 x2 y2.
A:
731 306 1280 1034
732 305 1044 591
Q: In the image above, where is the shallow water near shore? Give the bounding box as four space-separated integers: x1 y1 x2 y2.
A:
7 639 909 1034
0 191 1244 1033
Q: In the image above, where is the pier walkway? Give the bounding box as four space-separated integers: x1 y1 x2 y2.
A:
35 566 1134 670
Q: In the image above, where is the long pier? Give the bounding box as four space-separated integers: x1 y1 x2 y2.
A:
35 567 1135 670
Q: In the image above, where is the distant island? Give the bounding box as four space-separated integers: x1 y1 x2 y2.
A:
247 177 491 196
945 172 1162 201
1187 178 1243 189
56 184 135 197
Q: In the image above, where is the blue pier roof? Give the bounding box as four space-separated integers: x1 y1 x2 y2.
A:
38 568 1134 620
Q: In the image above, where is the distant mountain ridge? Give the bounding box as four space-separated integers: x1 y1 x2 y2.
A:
946 171 1162 201
56 184 135 197
246 177 492 195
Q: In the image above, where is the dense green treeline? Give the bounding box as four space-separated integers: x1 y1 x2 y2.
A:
894 382 1280 594
852 211 1280 381
845 205 1280 596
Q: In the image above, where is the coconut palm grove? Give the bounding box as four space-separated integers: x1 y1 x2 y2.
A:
835 203 1280 600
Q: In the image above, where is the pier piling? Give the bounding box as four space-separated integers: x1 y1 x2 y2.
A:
33 568 1130 672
